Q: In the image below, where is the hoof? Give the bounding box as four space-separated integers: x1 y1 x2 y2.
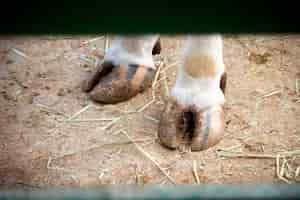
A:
82 37 162 104
82 61 114 93
158 98 188 149
83 62 156 104
158 98 225 151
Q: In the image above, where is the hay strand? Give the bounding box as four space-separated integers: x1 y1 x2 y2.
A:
11 48 30 59
192 160 200 184
120 130 176 185
262 90 282 98
81 36 105 46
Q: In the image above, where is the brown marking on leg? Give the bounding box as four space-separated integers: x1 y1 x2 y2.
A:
130 65 148 92
152 38 161 55
183 54 217 78
220 72 227 95
118 65 128 81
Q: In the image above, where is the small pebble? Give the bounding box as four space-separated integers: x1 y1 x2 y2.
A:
45 86 50 90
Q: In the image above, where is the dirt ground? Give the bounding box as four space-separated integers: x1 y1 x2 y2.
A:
0 35 299 189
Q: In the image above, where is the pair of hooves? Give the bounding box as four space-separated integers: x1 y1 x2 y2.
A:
158 98 225 151
82 37 225 151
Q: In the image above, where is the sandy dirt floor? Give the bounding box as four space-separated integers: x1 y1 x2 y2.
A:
0 35 299 189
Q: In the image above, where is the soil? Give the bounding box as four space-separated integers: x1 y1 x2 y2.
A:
0 35 299 188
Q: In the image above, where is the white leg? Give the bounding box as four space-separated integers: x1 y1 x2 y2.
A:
171 34 225 110
158 34 226 151
104 35 160 69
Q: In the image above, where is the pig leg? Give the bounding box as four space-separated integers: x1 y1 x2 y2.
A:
82 35 161 104
158 34 227 151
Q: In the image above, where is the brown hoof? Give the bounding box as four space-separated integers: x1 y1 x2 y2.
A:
190 105 225 151
158 98 187 149
83 62 156 104
158 98 225 151
82 61 114 93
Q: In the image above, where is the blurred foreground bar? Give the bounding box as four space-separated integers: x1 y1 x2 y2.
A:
1 184 300 200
